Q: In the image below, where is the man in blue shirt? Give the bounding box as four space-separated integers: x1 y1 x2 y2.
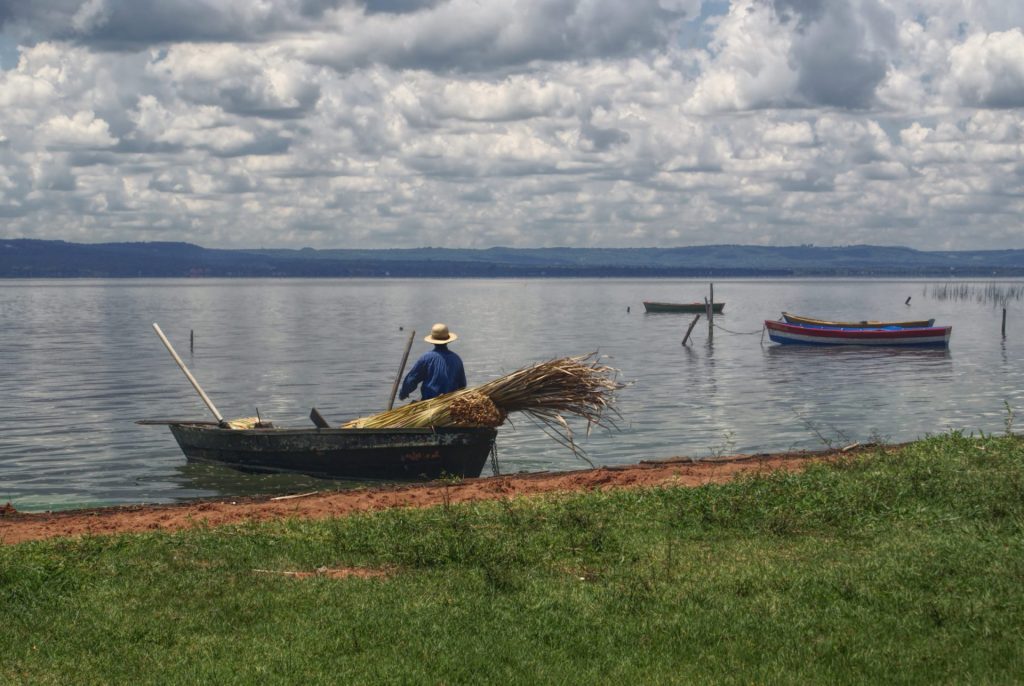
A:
399 323 467 401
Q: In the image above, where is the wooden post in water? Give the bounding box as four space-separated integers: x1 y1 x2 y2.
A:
707 283 714 342
190 329 194 353
1002 308 1007 337
682 314 700 346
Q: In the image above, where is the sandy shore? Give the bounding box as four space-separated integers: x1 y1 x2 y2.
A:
0 447 865 545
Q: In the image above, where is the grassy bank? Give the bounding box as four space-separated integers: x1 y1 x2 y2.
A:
3 431 1024 684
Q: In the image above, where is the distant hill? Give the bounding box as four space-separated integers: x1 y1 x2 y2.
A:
2 239 1024 278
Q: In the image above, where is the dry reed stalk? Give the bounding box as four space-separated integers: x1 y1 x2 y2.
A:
225 416 260 429
343 354 622 454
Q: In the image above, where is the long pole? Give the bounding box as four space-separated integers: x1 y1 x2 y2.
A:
152 323 226 425
387 329 416 410
709 282 715 342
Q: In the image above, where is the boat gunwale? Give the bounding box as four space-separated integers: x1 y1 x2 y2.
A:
781 312 936 328
766 320 951 336
643 300 724 307
169 423 498 437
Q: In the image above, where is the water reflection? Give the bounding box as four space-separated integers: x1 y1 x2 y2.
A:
762 345 952 361
174 460 357 499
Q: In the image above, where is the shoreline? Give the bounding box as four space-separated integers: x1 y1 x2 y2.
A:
0 444 872 545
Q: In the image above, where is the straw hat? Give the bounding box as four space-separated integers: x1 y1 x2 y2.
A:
424 323 458 345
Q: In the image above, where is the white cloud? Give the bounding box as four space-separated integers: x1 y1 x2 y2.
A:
429 77 577 122
945 29 1024 108
39 111 118 148
148 44 322 117
763 122 815 146
0 71 58 109
0 0 1022 250
298 0 690 72
685 1 797 114
71 0 112 34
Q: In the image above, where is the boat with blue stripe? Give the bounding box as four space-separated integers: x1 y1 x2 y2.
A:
765 320 951 347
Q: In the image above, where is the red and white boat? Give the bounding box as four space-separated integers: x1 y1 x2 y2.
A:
765 320 951 348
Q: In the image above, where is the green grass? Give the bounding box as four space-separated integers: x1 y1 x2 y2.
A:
3 431 1024 684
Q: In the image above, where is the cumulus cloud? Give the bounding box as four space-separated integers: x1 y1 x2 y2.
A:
39 111 118 148
428 77 577 122
785 0 895 108
763 121 814 146
148 44 322 117
946 29 1024 108
0 0 1022 250
0 0 315 48
685 1 799 113
298 0 692 72
687 0 897 113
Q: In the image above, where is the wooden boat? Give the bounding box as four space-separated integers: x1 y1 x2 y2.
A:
782 312 935 328
166 423 497 480
765 320 951 347
643 301 724 314
146 324 497 481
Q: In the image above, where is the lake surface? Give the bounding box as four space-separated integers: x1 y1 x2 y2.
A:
2 278 1022 512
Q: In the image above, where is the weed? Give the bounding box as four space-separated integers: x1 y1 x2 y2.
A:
866 429 891 446
791 409 851 449
924 281 1024 307
436 473 463 512
708 429 736 458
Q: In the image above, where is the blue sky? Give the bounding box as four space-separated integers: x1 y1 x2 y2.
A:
0 0 1022 249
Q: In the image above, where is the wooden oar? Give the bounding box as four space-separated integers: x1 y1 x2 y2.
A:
152 323 229 428
387 329 416 410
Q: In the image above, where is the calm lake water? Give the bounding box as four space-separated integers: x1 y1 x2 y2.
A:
1 278 1022 512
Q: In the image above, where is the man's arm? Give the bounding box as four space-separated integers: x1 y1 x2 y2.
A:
454 357 467 390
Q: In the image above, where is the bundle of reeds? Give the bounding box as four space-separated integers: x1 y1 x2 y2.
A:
226 416 260 430
343 354 622 454
224 417 274 429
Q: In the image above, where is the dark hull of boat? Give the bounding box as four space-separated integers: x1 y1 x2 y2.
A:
168 424 497 480
643 301 724 313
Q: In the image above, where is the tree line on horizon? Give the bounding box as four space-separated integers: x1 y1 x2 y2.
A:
2 238 1023 278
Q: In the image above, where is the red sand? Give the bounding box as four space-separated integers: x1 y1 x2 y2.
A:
0 448 859 545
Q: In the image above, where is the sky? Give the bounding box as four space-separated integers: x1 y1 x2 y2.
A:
0 0 1022 250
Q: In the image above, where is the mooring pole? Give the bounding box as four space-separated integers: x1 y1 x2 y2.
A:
682 314 701 346
1002 308 1007 337
708 282 714 343
190 329 194 353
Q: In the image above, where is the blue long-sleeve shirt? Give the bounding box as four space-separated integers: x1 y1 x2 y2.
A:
399 346 467 401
